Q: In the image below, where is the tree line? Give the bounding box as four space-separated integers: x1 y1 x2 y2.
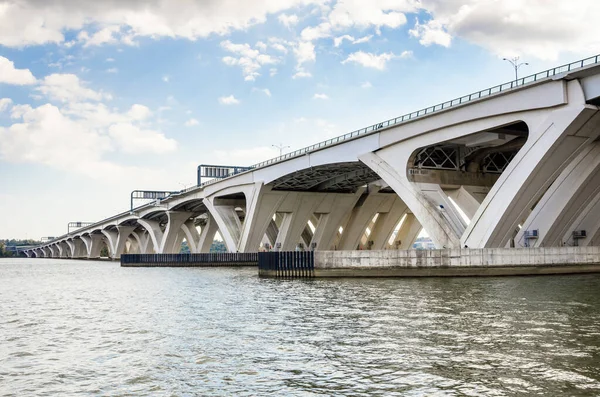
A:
0 239 42 257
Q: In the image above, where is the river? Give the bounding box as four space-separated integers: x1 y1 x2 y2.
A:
1 258 600 396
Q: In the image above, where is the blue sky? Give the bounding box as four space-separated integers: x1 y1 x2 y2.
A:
1 0 598 239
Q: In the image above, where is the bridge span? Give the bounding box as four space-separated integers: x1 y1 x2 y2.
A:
25 55 600 259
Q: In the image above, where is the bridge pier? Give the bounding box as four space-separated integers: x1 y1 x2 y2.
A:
360 152 462 248
181 214 219 253
309 193 362 250
102 226 135 259
463 88 600 248
517 140 600 247
138 211 192 254
446 186 489 220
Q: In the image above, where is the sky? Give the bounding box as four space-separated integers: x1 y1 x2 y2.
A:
1 0 599 240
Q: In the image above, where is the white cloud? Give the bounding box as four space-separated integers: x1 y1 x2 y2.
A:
269 68 278 77
353 35 373 44
342 51 398 70
0 98 13 112
184 118 200 127
0 103 114 176
292 70 312 79
313 93 329 100
35 74 111 103
278 13 299 29
162 75 170 82
0 0 324 48
79 25 123 47
10 104 33 119
333 34 354 47
415 0 600 60
108 123 177 154
221 40 278 81
0 56 37 85
218 95 240 105
253 88 272 97
301 22 332 41
294 41 316 66
105 57 115 62
127 104 152 121
1 0 598 62
333 34 373 47
327 0 413 31
106 67 118 73
361 81 372 88
409 18 452 47
255 41 267 51
270 43 288 53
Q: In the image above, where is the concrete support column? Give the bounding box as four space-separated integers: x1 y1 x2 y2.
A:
275 194 326 251
102 226 135 259
392 213 422 249
47 245 56 257
566 189 600 246
80 235 92 258
204 199 242 252
461 89 600 247
57 242 69 258
66 240 76 258
181 216 219 253
369 198 409 250
86 234 105 259
238 184 287 253
131 231 153 254
310 194 363 250
138 211 192 254
181 219 201 252
360 151 462 249
126 237 139 254
72 238 87 258
42 246 50 258
337 190 400 251
518 141 600 247
446 185 489 220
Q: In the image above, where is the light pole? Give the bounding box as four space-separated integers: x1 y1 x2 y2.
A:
272 143 290 156
503 56 529 83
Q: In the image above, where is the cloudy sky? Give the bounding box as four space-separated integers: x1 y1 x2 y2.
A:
1 0 598 239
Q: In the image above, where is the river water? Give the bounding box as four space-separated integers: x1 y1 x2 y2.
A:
1 258 600 396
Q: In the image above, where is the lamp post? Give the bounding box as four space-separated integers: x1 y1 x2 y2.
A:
503 56 529 84
272 143 290 156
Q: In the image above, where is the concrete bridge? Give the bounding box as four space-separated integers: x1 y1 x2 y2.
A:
24 55 600 260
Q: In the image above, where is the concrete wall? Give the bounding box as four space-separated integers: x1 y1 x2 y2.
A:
314 247 600 277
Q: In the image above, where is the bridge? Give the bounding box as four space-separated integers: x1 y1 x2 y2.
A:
24 55 600 260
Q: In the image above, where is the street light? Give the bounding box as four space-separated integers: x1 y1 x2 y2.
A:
272 143 290 156
503 56 529 83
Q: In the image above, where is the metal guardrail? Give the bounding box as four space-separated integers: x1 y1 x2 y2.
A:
37 54 600 247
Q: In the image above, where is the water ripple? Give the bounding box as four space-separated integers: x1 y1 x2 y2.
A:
2 258 600 395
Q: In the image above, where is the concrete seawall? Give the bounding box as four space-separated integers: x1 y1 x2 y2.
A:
309 247 600 277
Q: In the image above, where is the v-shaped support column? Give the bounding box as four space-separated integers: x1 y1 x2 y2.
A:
138 211 192 254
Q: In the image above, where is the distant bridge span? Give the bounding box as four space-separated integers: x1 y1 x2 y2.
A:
25 55 600 259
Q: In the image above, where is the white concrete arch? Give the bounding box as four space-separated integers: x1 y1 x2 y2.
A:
516 140 600 247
